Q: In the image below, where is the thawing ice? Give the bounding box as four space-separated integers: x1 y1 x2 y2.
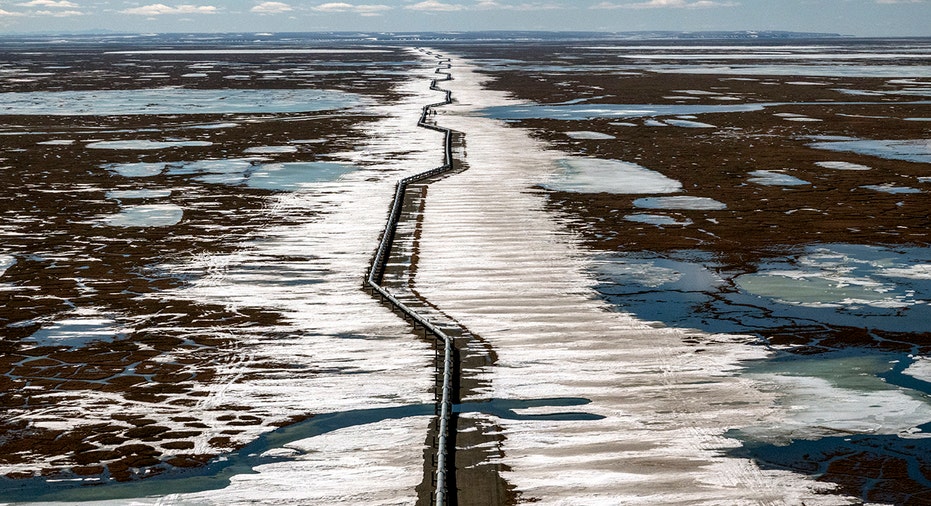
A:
106 189 172 200
633 196 727 210
884 264 931 280
815 161 872 171
480 102 765 120
102 203 184 227
243 145 299 154
904 357 931 383
861 184 922 194
104 162 166 177
0 254 14 277
748 170 810 186
543 158 682 194
624 213 693 226
664 119 716 128
741 352 931 444
106 49 392 55
87 140 213 150
246 162 355 191
652 64 931 78
593 255 686 287
0 89 364 115
735 245 931 310
565 131 616 140
36 139 75 145
190 122 240 130
810 138 931 163
25 308 127 349
737 271 907 308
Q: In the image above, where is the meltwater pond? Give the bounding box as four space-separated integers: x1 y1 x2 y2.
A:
0 88 363 115
594 243 931 336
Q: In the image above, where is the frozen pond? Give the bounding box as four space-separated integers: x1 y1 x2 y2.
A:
633 195 727 210
809 138 931 163
748 170 811 186
106 159 355 190
0 89 364 115
87 140 213 150
594 243 931 337
542 158 682 194
102 203 184 227
481 102 765 120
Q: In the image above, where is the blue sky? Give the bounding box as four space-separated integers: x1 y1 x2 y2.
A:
0 0 927 36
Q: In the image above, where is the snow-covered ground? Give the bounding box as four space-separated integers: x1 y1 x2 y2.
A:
411 56 858 505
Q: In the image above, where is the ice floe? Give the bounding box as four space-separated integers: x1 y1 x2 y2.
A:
543 158 682 194
0 89 365 115
815 161 872 171
565 131 616 140
633 195 727 210
664 119 716 128
102 203 184 227
810 138 931 163
861 184 922 194
748 170 810 186
87 140 213 150
624 213 693 227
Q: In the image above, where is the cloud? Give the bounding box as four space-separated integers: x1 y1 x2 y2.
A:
312 2 391 15
35 8 83 15
405 0 465 11
592 0 737 8
120 4 218 15
875 0 924 3
17 0 79 7
0 8 25 16
474 1 563 9
251 1 292 13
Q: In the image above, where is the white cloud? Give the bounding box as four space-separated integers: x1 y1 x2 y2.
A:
592 0 737 8
312 2 391 15
35 8 83 15
475 1 563 9
17 0 79 7
120 4 218 15
251 1 292 13
405 0 465 11
0 8 25 16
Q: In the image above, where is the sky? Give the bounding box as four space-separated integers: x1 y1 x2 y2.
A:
0 0 927 37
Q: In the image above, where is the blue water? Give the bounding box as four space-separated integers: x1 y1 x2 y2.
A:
595 244 931 336
480 102 765 120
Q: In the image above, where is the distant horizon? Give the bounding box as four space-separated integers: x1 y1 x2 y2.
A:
0 1 927 38
6 29 931 40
